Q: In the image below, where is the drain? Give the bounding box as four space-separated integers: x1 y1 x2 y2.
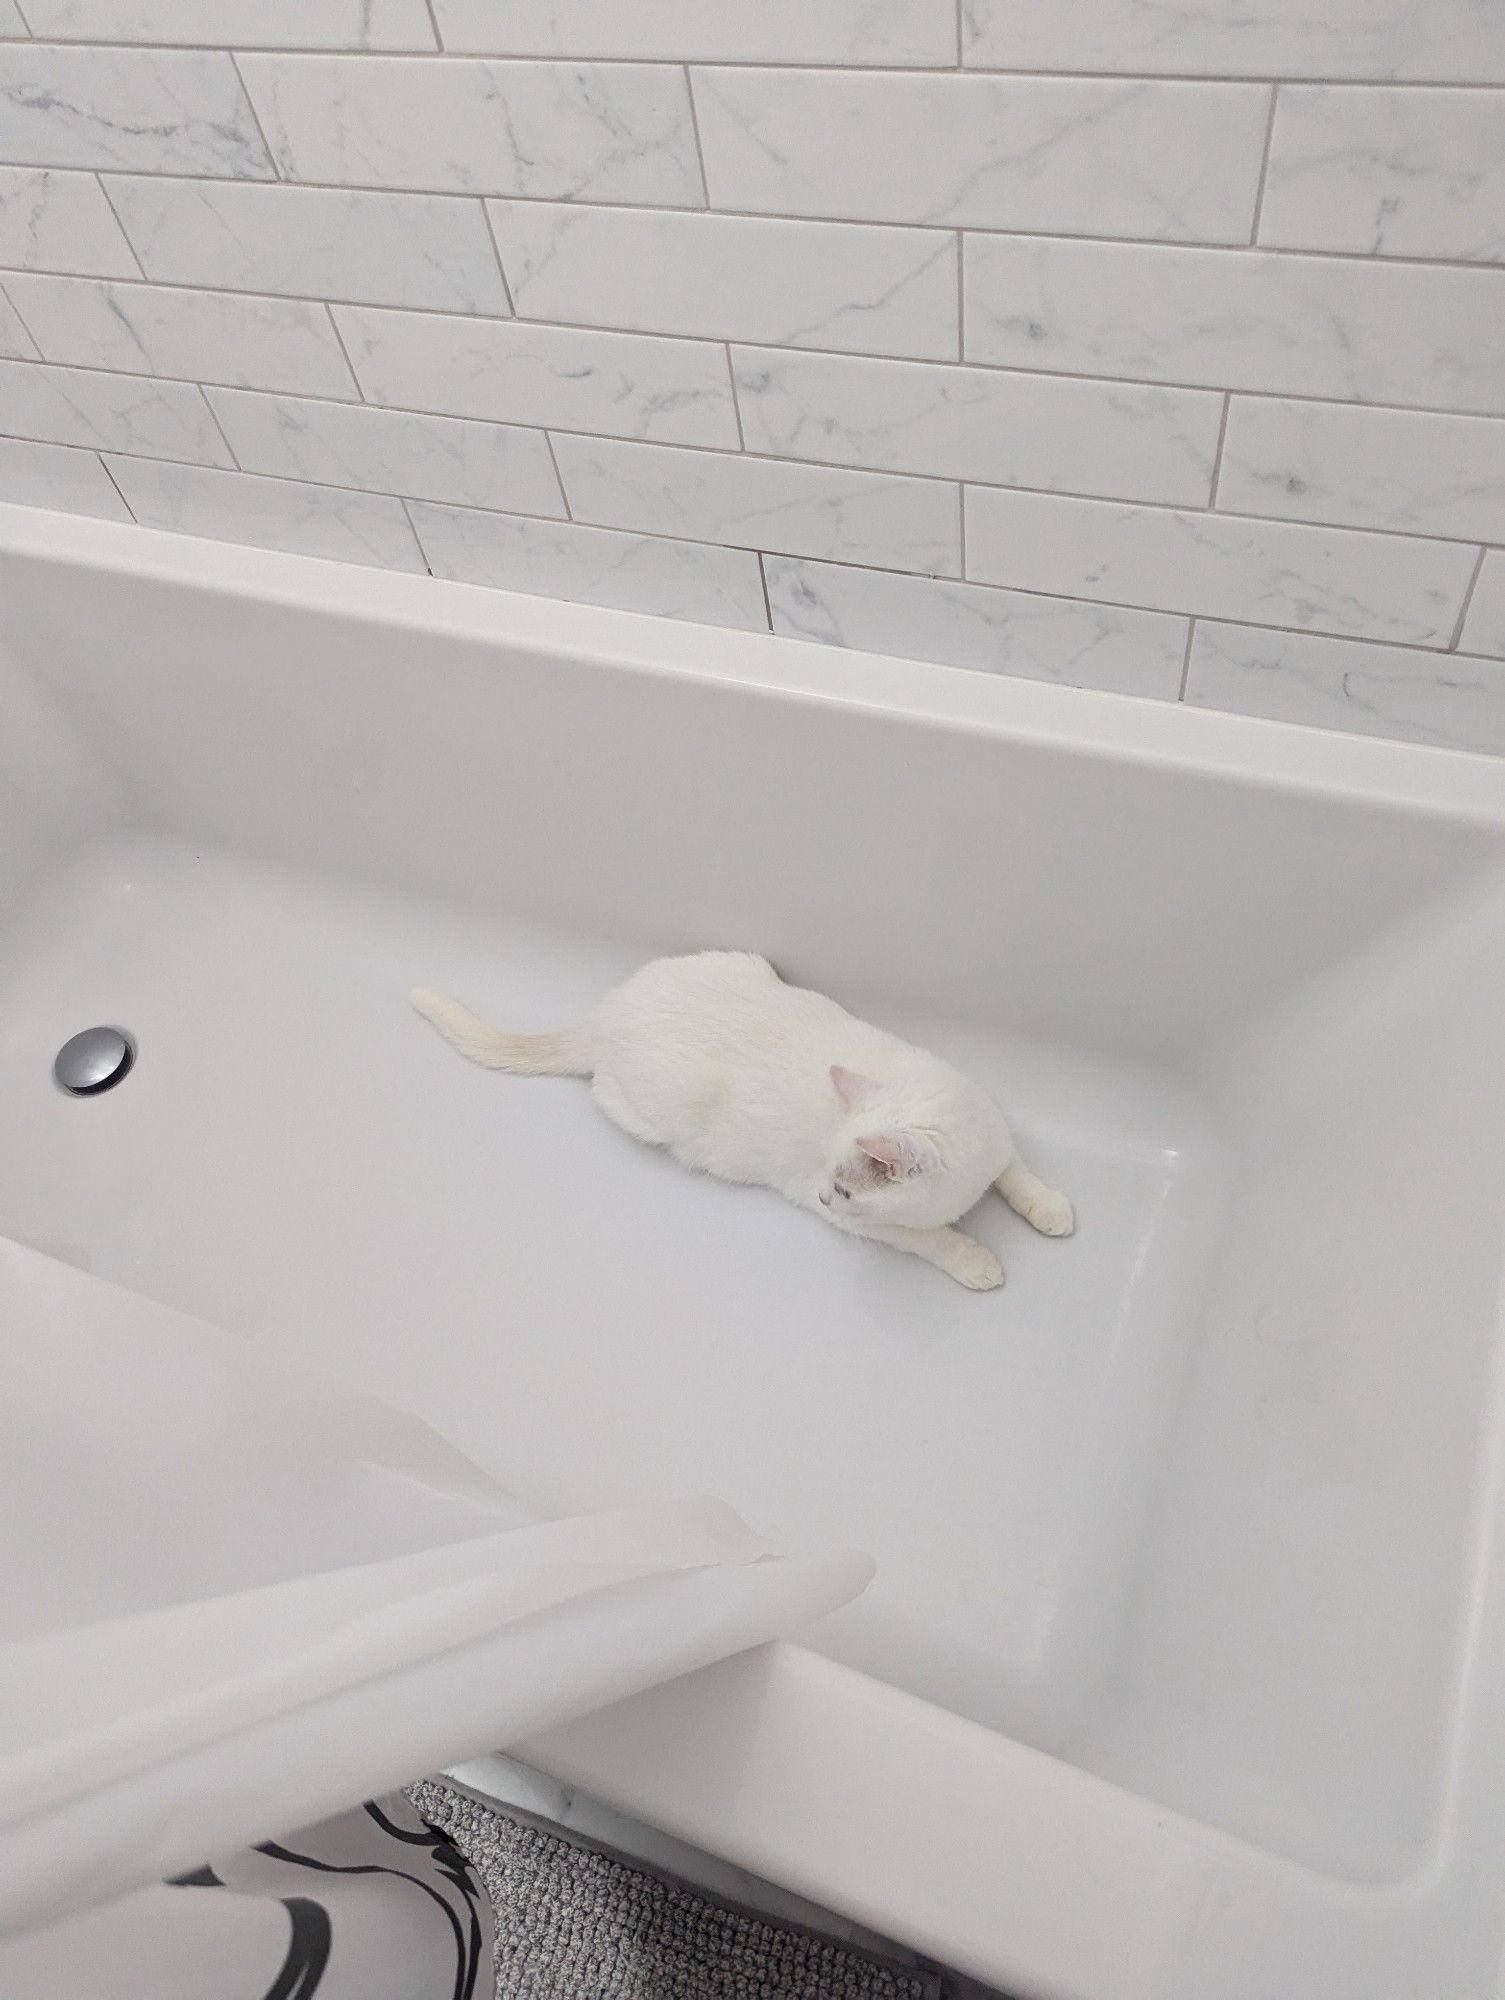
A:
53 1026 135 1096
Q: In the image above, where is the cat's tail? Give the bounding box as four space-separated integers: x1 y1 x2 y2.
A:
411 988 594 1076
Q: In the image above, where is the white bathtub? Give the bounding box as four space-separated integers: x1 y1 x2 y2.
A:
3 503 1505 1999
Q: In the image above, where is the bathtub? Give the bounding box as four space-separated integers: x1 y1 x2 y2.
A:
3 502 1504 1999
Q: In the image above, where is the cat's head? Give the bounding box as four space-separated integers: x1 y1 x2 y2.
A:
819 1063 1006 1229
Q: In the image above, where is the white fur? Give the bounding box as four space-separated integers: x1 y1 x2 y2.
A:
413 952 1074 1289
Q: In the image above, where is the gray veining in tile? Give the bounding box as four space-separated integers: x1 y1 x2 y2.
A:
692 67 1270 242
1186 620 1505 753
0 355 231 461
239 54 704 205
0 165 137 276
0 44 273 176
766 555 1188 697
0 432 130 516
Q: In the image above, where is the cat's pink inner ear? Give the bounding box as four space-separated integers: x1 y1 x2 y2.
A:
830 1064 868 1109
856 1131 907 1178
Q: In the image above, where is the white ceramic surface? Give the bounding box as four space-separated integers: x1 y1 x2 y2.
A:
3 507 1505 1998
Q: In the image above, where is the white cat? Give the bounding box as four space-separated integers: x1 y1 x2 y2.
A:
413 952 1073 1290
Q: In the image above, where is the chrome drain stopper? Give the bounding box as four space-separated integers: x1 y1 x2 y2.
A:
53 1026 135 1096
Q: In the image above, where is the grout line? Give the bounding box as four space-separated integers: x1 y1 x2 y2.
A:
756 550 775 632
92 172 148 279
1248 84 1281 245
1208 391 1233 504
0 275 42 357
479 198 517 315
11 0 31 29
323 303 365 398
197 384 242 468
1449 547 1489 649
6 42 1505 81
953 229 964 359
724 343 746 448
541 429 573 518
1177 617 1198 699
398 494 435 571
682 63 713 208
954 0 964 66
228 52 281 181
95 448 135 518
420 0 445 54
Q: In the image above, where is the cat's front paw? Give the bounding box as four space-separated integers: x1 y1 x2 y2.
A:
1024 1189 1075 1237
951 1242 1004 1290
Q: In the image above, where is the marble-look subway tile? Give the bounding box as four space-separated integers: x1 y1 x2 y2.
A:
691 68 1269 243
104 456 427 570
409 501 769 629
1260 87 1505 263
1460 554 1505 661
965 236 1505 416
1186 621 1505 754
22 1 438 47
433 0 955 63
208 390 564 516
239 55 703 206
766 555 1187 698
1219 398 1505 544
0 3 26 33
0 433 129 517
0 356 231 462
964 486 1477 646
552 434 961 575
733 346 1219 506
960 0 1505 83
488 202 956 362
3 273 356 396
334 305 738 448
0 167 136 277
0 284 38 356
0 46 272 177
104 178 511 315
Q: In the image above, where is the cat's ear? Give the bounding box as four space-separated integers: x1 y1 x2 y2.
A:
830 1064 870 1110
856 1131 935 1180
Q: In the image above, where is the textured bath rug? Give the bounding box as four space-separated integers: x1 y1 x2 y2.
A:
407 1778 940 2000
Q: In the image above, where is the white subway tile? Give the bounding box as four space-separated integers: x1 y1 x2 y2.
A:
1186 621 1505 754
433 0 955 63
104 178 510 314
766 555 1187 698
691 69 1269 243
0 284 38 356
965 236 1505 416
964 487 1477 646
22 1 438 47
3 274 356 396
207 390 564 516
1461 554 1505 660
0 434 129 517
1219 398 1505 544
1260 87 1505 262
104 456 427 570
239 55 703 205
0 46 272 176
961 0 1505 82
0 167 136 276
733 346 1219 506
488 202 956 362
0 357 230 462
334 306 738 448
409 501 769 629
553 434 961 575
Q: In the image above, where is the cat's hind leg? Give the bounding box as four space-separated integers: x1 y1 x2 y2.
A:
996 1156 1075 1237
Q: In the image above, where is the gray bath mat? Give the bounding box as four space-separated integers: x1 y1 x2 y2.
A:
408 1778 939 2000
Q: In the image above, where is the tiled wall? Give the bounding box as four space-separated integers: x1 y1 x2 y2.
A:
2 3 1505 753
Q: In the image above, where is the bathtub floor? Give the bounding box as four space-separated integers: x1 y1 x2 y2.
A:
0 833 1227 1753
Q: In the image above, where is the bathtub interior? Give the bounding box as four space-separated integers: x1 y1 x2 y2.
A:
1 547 1502 1893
